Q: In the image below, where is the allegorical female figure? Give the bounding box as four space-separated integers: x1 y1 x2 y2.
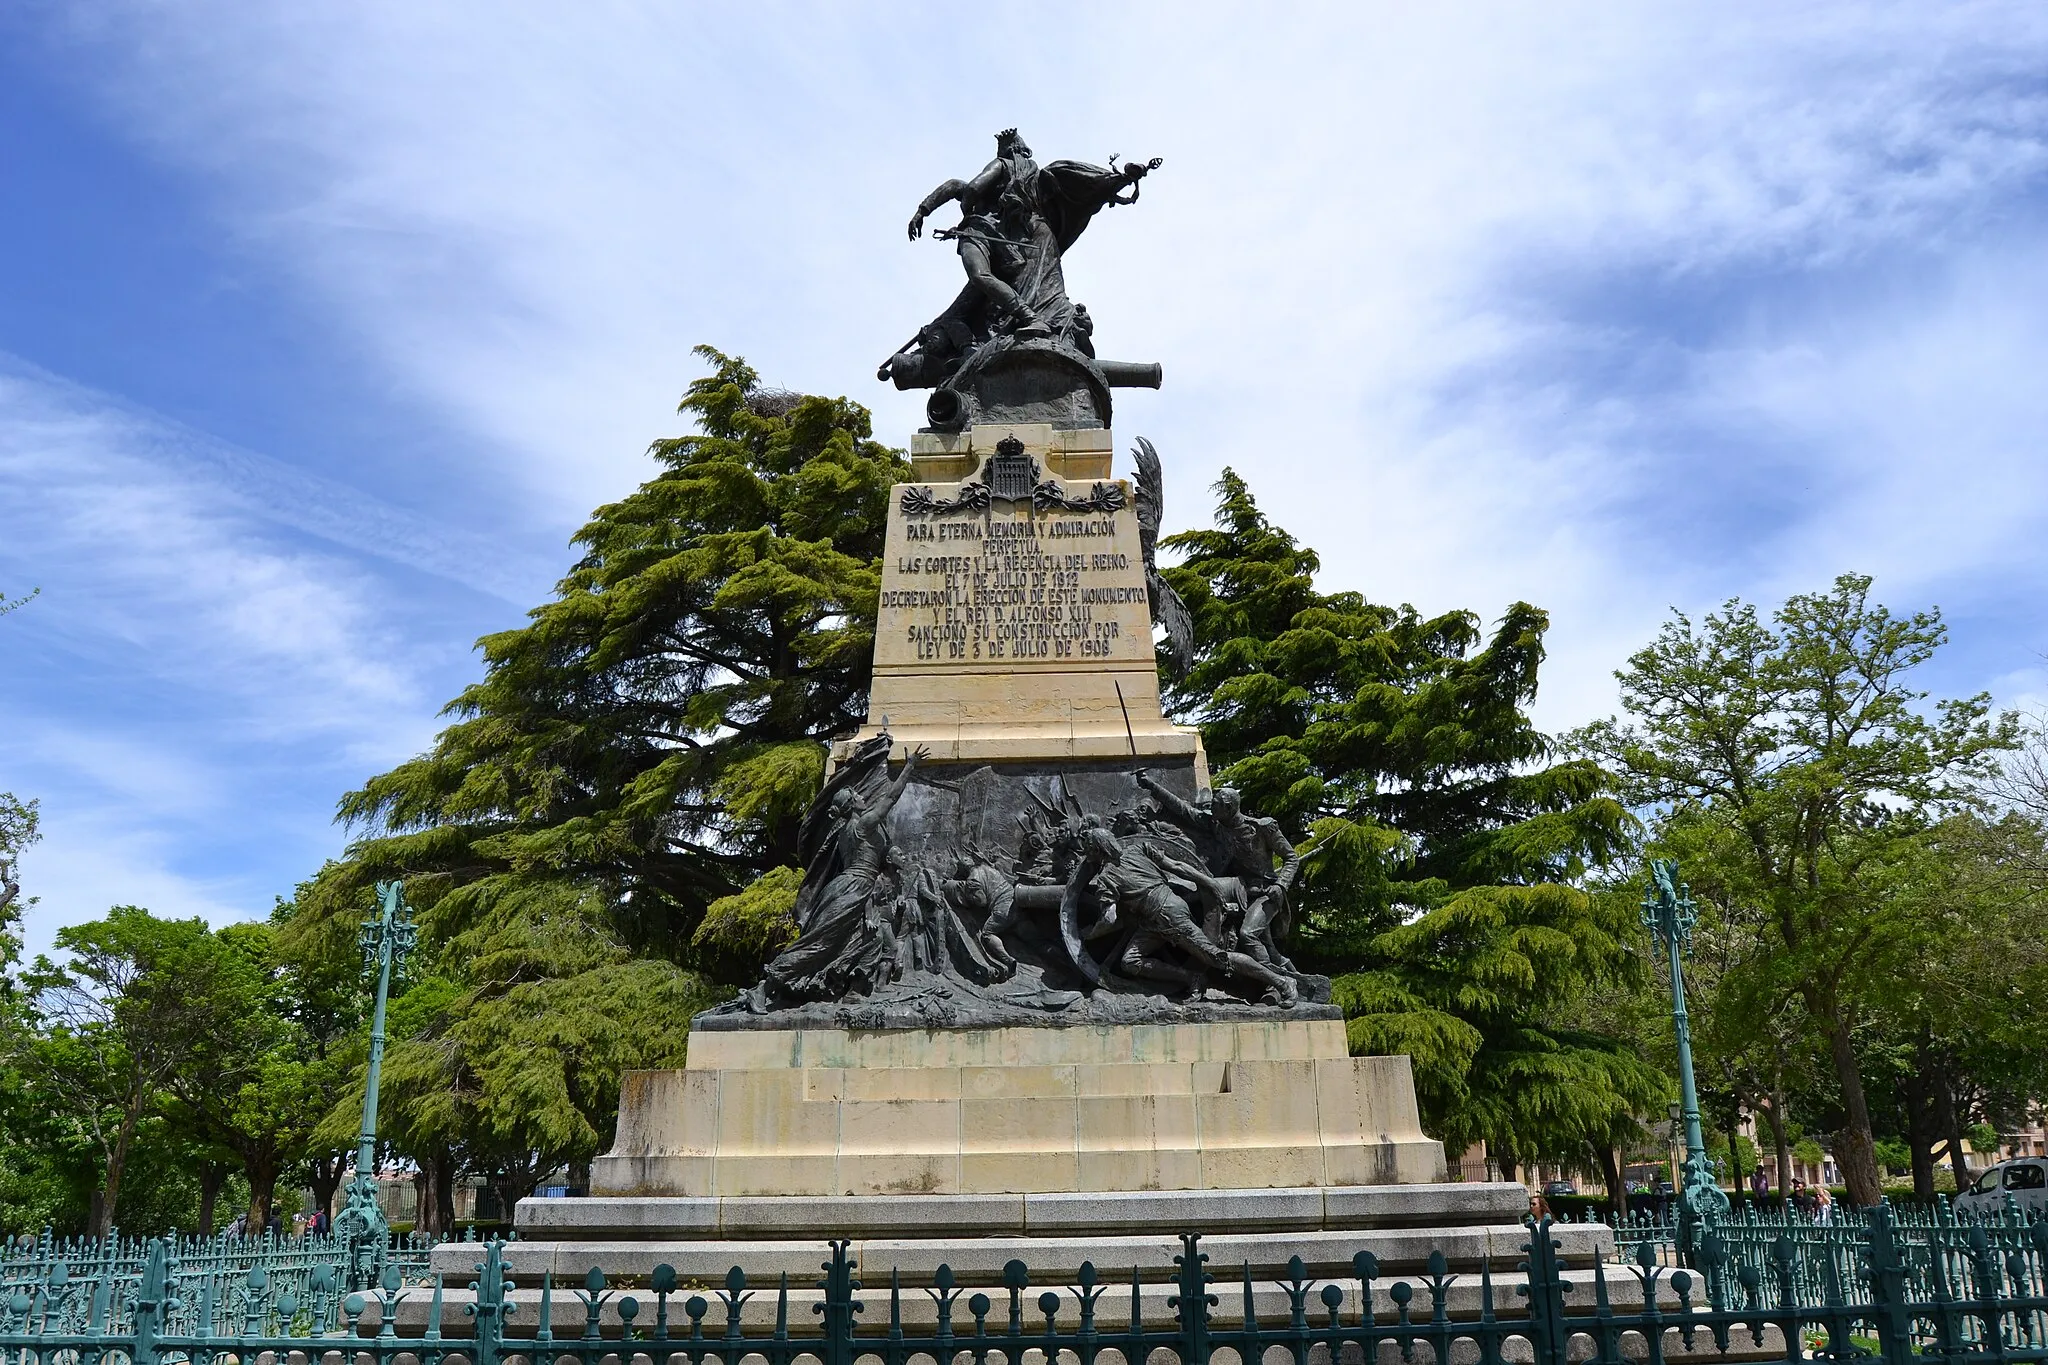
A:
746 739 928 1009
747 736 1010 1010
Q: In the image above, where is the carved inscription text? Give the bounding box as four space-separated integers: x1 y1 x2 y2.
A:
876 495 1153 670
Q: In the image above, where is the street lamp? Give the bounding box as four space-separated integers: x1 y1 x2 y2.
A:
332 880 417 1289
1642 860 1729 1264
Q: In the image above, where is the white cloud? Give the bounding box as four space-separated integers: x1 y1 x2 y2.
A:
6 0 2048 926
40 5 2037 634
6 811 253 959
0 365 381 713
0 359 488 950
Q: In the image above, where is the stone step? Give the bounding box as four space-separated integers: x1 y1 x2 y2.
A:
439 1220 1614 1284
516 1184 1537 1242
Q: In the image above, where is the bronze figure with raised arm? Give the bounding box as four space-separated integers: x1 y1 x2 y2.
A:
1135 772 1302 972
747 743 930 1008
879 128 1162 393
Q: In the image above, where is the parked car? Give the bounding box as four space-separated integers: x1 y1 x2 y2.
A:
1543 1179 1577 1197
1953 1158 2048 1217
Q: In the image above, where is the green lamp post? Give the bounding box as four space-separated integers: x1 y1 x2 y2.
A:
333 879 417 1289
1641 859 1728 1263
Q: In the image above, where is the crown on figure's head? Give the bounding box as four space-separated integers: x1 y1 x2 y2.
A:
995 127 1022 146
995 434 1026 460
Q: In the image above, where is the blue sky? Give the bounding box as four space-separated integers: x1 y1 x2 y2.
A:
4 3 2048 954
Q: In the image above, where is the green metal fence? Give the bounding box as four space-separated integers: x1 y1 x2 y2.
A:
0 1227 435 1323
1604 1201 2048 1309
0 1208 2043 1365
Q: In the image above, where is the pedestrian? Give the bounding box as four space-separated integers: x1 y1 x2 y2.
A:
1814 1183 1834 1224
1791 1179 1808 1216
1750 1167 1770 1200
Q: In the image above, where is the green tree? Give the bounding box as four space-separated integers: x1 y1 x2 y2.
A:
1576 574 2017 1206
1161 472 1660 1176
325 348 906 965
0 608 48 1226
1335 893 1668 1185
1870 812 2048 1197
292 350 900 1218
265 888 367 1223
1673 868 1822 1205
1161 471 1633 956
1872 1135 1912 1176
0 591 41 950
0 799 83 1234
25 908 248 1236
157 921 345 1231
0 795 35 932
318 885 718 1232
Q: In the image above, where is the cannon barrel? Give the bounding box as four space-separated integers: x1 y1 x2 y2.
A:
1099 360 1163 389
1011 885 1066 913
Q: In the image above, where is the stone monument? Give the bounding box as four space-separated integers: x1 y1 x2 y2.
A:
496 130 1606 1287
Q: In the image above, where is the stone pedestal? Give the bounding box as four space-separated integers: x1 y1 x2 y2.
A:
589 1019 1445 1200
499 1022 1619 1284
847 420 1206 776
486 1018 1612 1287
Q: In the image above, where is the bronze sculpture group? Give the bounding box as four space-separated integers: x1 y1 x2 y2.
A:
877 129 1167 432
879 129 1158 388
740 734 1325 1023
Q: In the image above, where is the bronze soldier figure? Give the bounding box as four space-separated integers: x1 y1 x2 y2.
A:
1074 823 1297 1006
880 129 1161 390
1136 774 1302 971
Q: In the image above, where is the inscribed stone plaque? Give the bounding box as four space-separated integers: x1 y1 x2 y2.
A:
875 482 1154 672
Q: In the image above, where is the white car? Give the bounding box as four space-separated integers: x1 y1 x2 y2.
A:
1953 1157 2048 1218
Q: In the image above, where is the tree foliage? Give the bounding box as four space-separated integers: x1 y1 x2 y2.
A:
1860 811 2048 1196
326 347 906 965
0 795 37 961
17 907 342 1236
273 351 905 1230
311 881 721 1222
1576 574 2020 1205
1161 471 1632 961
1162 472 1660 1174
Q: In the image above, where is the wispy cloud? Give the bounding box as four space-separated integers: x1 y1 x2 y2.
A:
4 1 2048 935
0 354 542 607
35 4 2045 610
0 357 517 949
